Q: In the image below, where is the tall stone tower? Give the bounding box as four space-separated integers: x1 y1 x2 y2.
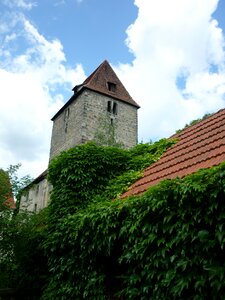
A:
20 60 140 213
49 60 140 160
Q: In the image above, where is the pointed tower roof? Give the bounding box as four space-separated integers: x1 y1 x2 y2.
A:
73 60 139 108
52 60 139 120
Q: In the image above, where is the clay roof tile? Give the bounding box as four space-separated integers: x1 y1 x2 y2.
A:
122 108 225 198
74 60 140 108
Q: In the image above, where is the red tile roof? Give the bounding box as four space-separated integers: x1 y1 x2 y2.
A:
74 60 140 108
52 60 140 120
122 108 225 198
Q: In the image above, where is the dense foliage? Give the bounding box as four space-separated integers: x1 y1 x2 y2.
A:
47 140 173 219
176 113 212 133
2 140 225 299
0 210 47 293
42 160 225 299
0 165 44 296
0 169 12 210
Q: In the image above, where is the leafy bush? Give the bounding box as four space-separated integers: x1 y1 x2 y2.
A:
0 209 48 294
43 151 225 299
47 140 174 218
0 169 12 210
7 140 225 299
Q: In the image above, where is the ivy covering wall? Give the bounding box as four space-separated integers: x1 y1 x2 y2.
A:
1 141 225 299
42 142 225 299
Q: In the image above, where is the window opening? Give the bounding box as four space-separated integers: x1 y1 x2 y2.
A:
65 123 68 133
64 107 70 121
113 102 118 115
107 100 118 115
36 184 39 195
107 82 116 92
107 101 112 113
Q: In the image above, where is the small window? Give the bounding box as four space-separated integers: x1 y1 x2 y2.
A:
110 118 114 126
107 101 118 115
107 82 116 92
113 102 118 115
36 184 39 195
34 203 37 212
64 107 70 121
107 101 112 113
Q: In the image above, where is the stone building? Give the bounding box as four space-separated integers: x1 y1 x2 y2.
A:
19 60 140 212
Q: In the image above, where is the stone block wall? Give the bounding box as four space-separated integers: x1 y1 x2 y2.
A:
49 89 138 161
20 177 51 212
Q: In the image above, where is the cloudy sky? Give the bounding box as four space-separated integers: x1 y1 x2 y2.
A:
0 0 225 178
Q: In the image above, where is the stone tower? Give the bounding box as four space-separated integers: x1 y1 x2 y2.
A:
49 60 140 160
20 60 140 213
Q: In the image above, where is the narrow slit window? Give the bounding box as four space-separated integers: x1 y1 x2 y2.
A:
64 107 70 121
107 101 112 113
107 101 118 115
36 184 39 195
113 102 118 115
65 123 68 133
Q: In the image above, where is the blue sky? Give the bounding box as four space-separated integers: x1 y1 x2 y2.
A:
0 0 225 178
25 0 137 72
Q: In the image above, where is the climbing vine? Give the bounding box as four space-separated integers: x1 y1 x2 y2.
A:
3 139 225 299
43 162 225 299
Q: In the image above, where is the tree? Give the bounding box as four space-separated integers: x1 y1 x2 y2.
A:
0 169 13 211
0 165 46 293
7 164 33 201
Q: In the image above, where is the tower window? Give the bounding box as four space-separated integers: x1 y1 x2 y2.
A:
107 82 116 92
107 101 112 113
36 184 39 195
64 107 70 121
113 102 118 115
65 122 68 133
107 101 118 115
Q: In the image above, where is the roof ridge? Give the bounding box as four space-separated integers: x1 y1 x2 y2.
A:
82 60 108 85
132 145 225 191
144 139 225 178
173 108 225 139
122 107 225 198
164 119 225 159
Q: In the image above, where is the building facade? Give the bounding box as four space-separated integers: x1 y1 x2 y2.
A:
20 60 140 212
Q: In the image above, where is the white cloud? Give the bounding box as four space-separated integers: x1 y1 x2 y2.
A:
2 0 36 10
0 15 86 178
115 0 225 141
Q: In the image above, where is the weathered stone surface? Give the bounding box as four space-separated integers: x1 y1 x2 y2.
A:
49 89 138 160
